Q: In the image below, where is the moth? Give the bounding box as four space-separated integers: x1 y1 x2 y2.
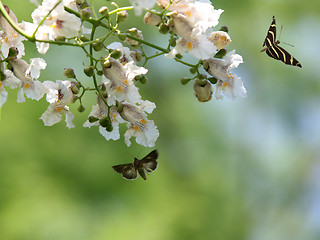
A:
112 150 159 180
261 16 302 68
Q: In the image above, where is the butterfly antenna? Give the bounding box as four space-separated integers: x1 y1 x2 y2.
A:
279 25 283 41
279 25 294 47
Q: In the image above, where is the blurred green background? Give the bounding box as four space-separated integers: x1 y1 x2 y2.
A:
1 0 320 239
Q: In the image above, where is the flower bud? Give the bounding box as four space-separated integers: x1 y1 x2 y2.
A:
84 66 95 77
110 49 122 59
180 77 191 85
144 12 161 26
96 70 103 76
116 10 128 23
193 80 213 102
118 33 127 41
8 47 18 59
189 67 197 74
126 28 143 46
100 59 111 68
92 41 104 51
99 116 111 128
130 49 143 62
72 95 80 103
80 8 92 21
88 116 99 123
80 35 89 42
214 49 227 59
208 77 217 85
99 6 109 18
158 23 170 34
71 85 80 94
140 75 147 84
175 53 183 59
106 124 113 132
116 101 123 113
64 68 76 78
219 25 229 33
78 104 86 112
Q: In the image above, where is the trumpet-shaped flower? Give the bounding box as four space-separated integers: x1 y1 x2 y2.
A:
40 80 75 128
102 59 147 105
7 58 47 103
204 50 246 100
119 100 159 147
0 6 25 58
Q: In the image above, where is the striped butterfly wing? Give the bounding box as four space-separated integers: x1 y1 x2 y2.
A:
263 16 277 48
263 16 302 68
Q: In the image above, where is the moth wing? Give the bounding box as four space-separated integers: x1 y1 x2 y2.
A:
275 45 302 68
141 150 159 173
112 163 138 180
263 16 276 48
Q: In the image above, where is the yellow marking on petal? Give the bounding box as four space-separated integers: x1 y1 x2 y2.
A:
116 86 122 92
122 62 126 66
24 83 30 89
0 82 2 88
140 119 147 124
186 11 192 18
133 125 139 131
187 42 193 50
222 82 228 88
124 79 128 85
56 107 63 112
50 23 57 29
111 113 116 120
5 37 8 42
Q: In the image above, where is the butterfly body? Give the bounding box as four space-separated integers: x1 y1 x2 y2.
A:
112 150 159 180
261 16 302 68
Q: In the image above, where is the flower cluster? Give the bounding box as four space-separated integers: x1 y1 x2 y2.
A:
0 0 245 148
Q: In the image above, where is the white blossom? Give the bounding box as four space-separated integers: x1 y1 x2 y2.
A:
204 50 246 100
102 59 147 105
120 101 159 147
0 6 25 58
24 0 81 54
8 58 47 103
40 80 75 128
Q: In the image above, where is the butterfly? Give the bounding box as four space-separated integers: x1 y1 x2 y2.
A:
261 16 302 68
112 150 159 180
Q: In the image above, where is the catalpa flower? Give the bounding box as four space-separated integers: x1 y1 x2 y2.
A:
118 100 159 147
0 6 25 58
203 50 246 100
102 59 147 105
7 57 47 103
83 96 124 141
40 80 75 128
23 0 81 54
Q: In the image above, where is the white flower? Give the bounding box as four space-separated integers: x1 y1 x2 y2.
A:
215 74 246 100
40 80 75 128
119 101 159 147
102 59 147 105
8 58 47 103
166 12 217 59
204 50 246 100
0 6 25 58
25 0 81 54
129 0 156 15
83 97 124 141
